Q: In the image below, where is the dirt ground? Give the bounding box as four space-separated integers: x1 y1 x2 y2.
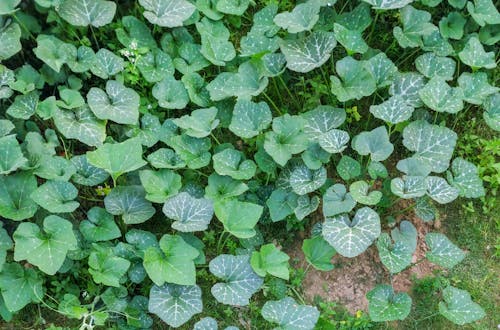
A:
289 204 442 313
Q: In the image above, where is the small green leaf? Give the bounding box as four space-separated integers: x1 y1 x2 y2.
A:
30 180 80 213
6 91 39 120
90 48 124 79
173 107 219 138
274 1 321 33
229 100 272 139
88 244 130 287
425 176 459 204
261 296 320 330
163 192 213 232
104 186 155 225
153 76 189 109
147 148 186 169
196 18 236 66
330 56 376 102
70 155 109 186
214 200 263 238
350 181 382 205
393 5 436 48
458 36 496 69
266 189 298 222
205 173 248 202
302 236 336 271
367 285 412 321
439 12 466 40
389 72 426 108
336 155 361 181
168 134 211 169
425 233 465 268
251 243 290 280
289 164 327 195
0 21 21 61
322 184 356 217
377 221 416 274
439 286 485 325
79 207 121 242
0 172 38 221
216 0 249 15
34 35 75 73
137 49 174 83
352 126 393 161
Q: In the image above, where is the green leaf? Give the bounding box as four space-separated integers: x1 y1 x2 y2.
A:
57 0 116 27
33 155 76 181
377 224 415 274
169 134 211 169
414 196 438 222
439 12 466 40
116 15 156 49
216 0 249 15
350 181 382 206
30 180 79 213
389 72 426 108
466 0 500 26
439 286 486 325
0 172 38 221
352 126 393 161
419 77 464 114
90 48 124 79
163 192 213 232
205 173 248 202
173 107 219 138
209 254 263 306
322 207 381 258
13 215 77 275
6 91 39 120
425 232 465 268
153 76 189 109
425 176 459 204
289 164 326 195
303 106 346 140
363 0 413 9
294 195 319 220
143 234 199 286
0 263 43 312
87 80 140 125
318 129 350 154
415 53 456 80
229 100 272 139
104 186 155 225
330 56 376 102
261 296 320 330
336 155 361 181
182 72 211 107
88 244 130 287
334 23 368 54
140 169 182 203
213 148 256 181
251 243 290 280
458 36 496 69
67 45 95 73
139 0 196 27
367 285 412 321
448 157 485 198
87 138 147 181
0 20 21 61
483 93 500 131
391 176 427 199
302 236 336 271
70 155 109 186
0 223 12 272
370 95 414 125
457 72 499 105
148 284 202 327
80 207 121 242
393 6 436 48
264 114 308 166
336 3 372 31
196 18 236 66
34 35 74 73
266 189 298 222
147 148 186 169
273 1 321 33
137 49 174 83
53 105 106 147
322 184 356 217
0 135 27 175
214 200 263 238
0 0 20 15
402 120 457 173
280 31 336 73
194 317 218 330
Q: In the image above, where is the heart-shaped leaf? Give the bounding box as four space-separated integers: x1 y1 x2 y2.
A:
79 207 121 242
318 129 350 154
334 23 368 54
352 126 394 161
367 285 412 321
0 263 43 312
88 244 130 287
163 192 213 232
264 114 308 166
30 180 79 213
302 236 336 271
419 77 464 113
322 207 381 258
391 176 427 199
266 189 298 222
53 105 106 147
196 18 236 66
251 243 290 280
273 1 321 33
57 0 116 27
70 155 109 186
0 135 27 175
439 286 485 325
439 12 466 40
393 5 436 48
330 56 376 102
214 200 263 238
377 222 416 274
229 100 272 139
261 296 320 330
137 49 174 83
168 134 211 169
458 36 496 69
139 0 195 27
425 176 459 204
389 72 426 108
289 164 326 195
303 106 346 140
205 174 248 202
147 148 186 169
466 0 500 26
457 72 499 105
425 232 464 268
34 35 75 73
173 107 219 138
447 158 485 198
90 48 124 79
350 181 382 205
104 186 155 225
209 254 263 306
6 91 39 120
153 76 189 109
336 155 361 181
140 169 182 203
0 20 21 61
213 148 257 181
0 173 38 221
322 184 356 217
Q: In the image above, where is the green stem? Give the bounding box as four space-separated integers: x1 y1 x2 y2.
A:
217 231 227 254
210 132 221 145
13 13 36 41
367 11 380 44
90 25 100 49
278 75 299 110
263 92 282 115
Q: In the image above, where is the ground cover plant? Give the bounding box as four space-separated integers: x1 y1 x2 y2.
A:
0 0 498 329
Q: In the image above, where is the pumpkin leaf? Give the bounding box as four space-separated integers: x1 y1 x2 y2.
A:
367 285 412 321
261 296 320 330
439 286 486 325
104 186 155 225
162 192 214 232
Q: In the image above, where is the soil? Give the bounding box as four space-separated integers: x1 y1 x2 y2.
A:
288 201 441 314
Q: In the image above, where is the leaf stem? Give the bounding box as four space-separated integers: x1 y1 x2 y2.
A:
89 26 100 49
263 91 282 115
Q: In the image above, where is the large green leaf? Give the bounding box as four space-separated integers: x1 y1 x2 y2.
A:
415 53 455 80
425 176 459 204
0 223 12 272
0 135 27 175
88 243 130 287
264 114 308 166
334 23 368 55
104 186 155 225
289 164 326 195
266 189 298 222
393 5 436 48
87 138 147 181
79 207 121 242
273 1 321 33
148 284 202 328
57 0 116 27
377 221 417 274
163 192 213 232
0 263 43 312
53 105 106 147
466 0 500 26
419 77 464 113
214 200 263 238
209 254 263 306
216 0 249 15
370 95 414 125
13 215 77 275
168 134 211 169
302 106 346 140
229 100 272 139
251 243 290 280
139 0 196 27
70 154 110 186
90 48 124 79
261 296 320 330
205 173 248 202
153 76 189 109
425 232 464 268
447 158 485 198
483 93 499 131
458 36 496 69
302 236 336 271
173 107 219 138
143 234 199 286
352 126 393 161
439 286 485 325
402 120 457 173
389 72 426 108
196 18 236 66
87 80 139 125
330 56 376 102
0 20 21 61
280 31 336 73
0 172 38 221
213 148 256 181
322 207 381 258
34 35 74 73
137 49 174 83
367 285 412 321
30 180 79 213
139 169 181 203
6 91 39 120
457 72 499 105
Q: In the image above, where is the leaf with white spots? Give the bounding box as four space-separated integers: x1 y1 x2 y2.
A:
370 95 414 125
367 285 412 321
302 106 346 140
362 0 414 9
173 107 219 138
0 135 27 175
330 56 376 102
318 129 350 154
389 72 426 108
350 181 382 206
90 48 124 79
0 172 38 221
104 186 155 225
273 1 321 33
0 21 21 61
390 176 427 199
447 158 485 198
70 155 109 186
415 53 455 80
289 164 327 195
322 184 356 217
419 77 464 113
439 286 485 325
57 0 116 27
13 215 77 275
30 181 79 213
322 207 381 258
162 192 213 232
148 284 202 328
457 72 499 105
333 23 368 54
212 148 256 181
229 100 272 139
466 0 500 26
425 176 459 204
53 105 106 147
139 0 195 27
365 52 398 88
425 233 465 268
209 254 263 306
261 296 320 330
377 221 417 274
458 36 496 69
